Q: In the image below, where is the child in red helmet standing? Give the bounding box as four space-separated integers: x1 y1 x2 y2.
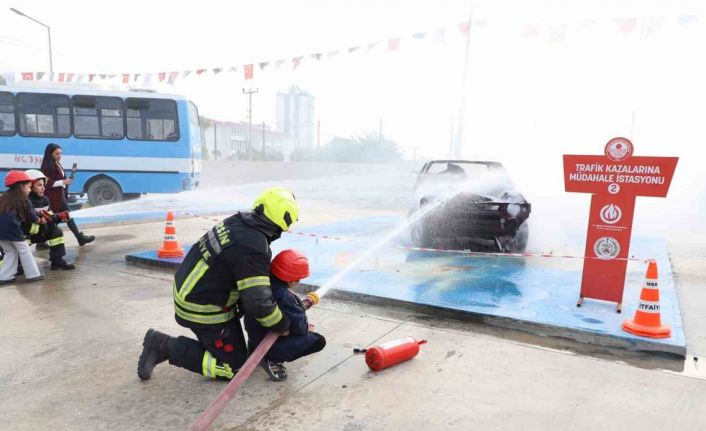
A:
0 171 44 284
245 249 326 381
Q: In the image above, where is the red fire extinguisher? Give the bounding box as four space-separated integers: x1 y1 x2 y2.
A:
355 337 427 371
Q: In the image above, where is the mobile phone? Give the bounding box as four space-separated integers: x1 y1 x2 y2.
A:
70 163 78 179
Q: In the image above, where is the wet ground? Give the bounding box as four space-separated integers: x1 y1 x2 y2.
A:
2 164 706 430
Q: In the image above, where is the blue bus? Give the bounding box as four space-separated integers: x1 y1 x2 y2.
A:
0 86 201 206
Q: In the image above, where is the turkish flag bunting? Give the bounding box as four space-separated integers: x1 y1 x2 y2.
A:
22 72 33 81
244 64 254 80
387 38 400 51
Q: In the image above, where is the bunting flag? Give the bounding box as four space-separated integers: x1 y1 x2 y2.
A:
678 15 698 25
522 22 541 37
458 21 471 35
5 13 702 85
3 72 16 84
642 16 664 38
614 17 637 34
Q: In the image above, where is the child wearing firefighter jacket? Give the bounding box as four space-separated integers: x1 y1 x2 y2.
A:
24 170 75 270
245 249 326 381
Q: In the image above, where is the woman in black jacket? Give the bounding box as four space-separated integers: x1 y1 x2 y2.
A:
40 143 94 246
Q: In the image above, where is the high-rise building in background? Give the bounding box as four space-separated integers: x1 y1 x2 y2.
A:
276 86 315 151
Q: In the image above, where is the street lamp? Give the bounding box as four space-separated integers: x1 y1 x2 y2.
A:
10 7 54 74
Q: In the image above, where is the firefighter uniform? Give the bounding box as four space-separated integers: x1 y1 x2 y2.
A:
26 192 71 268
138 187 299 381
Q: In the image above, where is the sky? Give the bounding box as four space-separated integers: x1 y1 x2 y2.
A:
1 0 705 172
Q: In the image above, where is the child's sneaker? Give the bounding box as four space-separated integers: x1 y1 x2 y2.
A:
260 359 287 381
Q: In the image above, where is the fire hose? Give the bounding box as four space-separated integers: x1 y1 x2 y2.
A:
187 291 320 431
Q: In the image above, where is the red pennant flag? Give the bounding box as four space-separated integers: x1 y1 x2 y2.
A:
22 72 33 81
196 69 207 75
58 73 66 82
292 56 303 69
614 17 637 34
122 74 130 84
244 64 254 80
89 74 95 82
167 71 178 85
158 72 166 82
458 21 471 35
522 22 541 37
387 38 400 51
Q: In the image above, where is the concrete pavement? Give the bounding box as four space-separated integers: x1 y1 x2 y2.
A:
1 219 705 431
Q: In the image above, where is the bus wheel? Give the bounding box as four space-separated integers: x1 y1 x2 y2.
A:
87 178 123 206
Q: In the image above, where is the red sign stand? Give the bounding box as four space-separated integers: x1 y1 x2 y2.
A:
563 138 678 312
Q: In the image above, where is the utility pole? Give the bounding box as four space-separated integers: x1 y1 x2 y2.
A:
410 146 420 161
262 121 266 160
378 118 383 149
316 120 320 160
453 6 474 158
213 120 218 160
242 88 259 161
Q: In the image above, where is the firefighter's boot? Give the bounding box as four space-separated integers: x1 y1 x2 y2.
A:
137 328 173 380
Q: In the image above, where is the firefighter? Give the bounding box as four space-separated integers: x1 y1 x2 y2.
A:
24 170 75 270
245 249 326 381
137 187 298 381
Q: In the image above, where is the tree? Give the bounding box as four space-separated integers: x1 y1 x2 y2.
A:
316 132 402 163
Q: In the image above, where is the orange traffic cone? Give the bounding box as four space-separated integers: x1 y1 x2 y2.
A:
157 211 185 258
622 260 671 338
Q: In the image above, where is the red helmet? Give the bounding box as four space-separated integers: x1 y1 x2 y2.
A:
271 249 310 282
5 170 32 187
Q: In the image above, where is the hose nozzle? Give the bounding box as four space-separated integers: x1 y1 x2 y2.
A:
302 292 320 309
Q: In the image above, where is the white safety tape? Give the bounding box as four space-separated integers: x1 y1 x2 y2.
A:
178 210 650 263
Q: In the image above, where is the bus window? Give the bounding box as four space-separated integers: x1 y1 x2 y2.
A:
188 101 200 127
17 92 71 137
126 98 179 141
73 95 124 139
0 92 15 136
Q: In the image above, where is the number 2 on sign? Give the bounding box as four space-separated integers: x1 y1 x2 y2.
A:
608 183 620 195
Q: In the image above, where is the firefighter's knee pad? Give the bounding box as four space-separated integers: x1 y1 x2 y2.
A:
202 350 236 380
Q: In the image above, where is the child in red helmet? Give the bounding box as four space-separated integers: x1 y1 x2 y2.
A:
244 249 326 381
0 171 44 284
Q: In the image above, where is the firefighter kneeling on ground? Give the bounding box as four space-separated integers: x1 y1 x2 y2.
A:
137 187 298 381
24 169 75 270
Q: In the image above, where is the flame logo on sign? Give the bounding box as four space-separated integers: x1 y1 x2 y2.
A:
600 204 622 225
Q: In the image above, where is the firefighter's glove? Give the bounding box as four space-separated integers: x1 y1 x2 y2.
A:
56 211 70 223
